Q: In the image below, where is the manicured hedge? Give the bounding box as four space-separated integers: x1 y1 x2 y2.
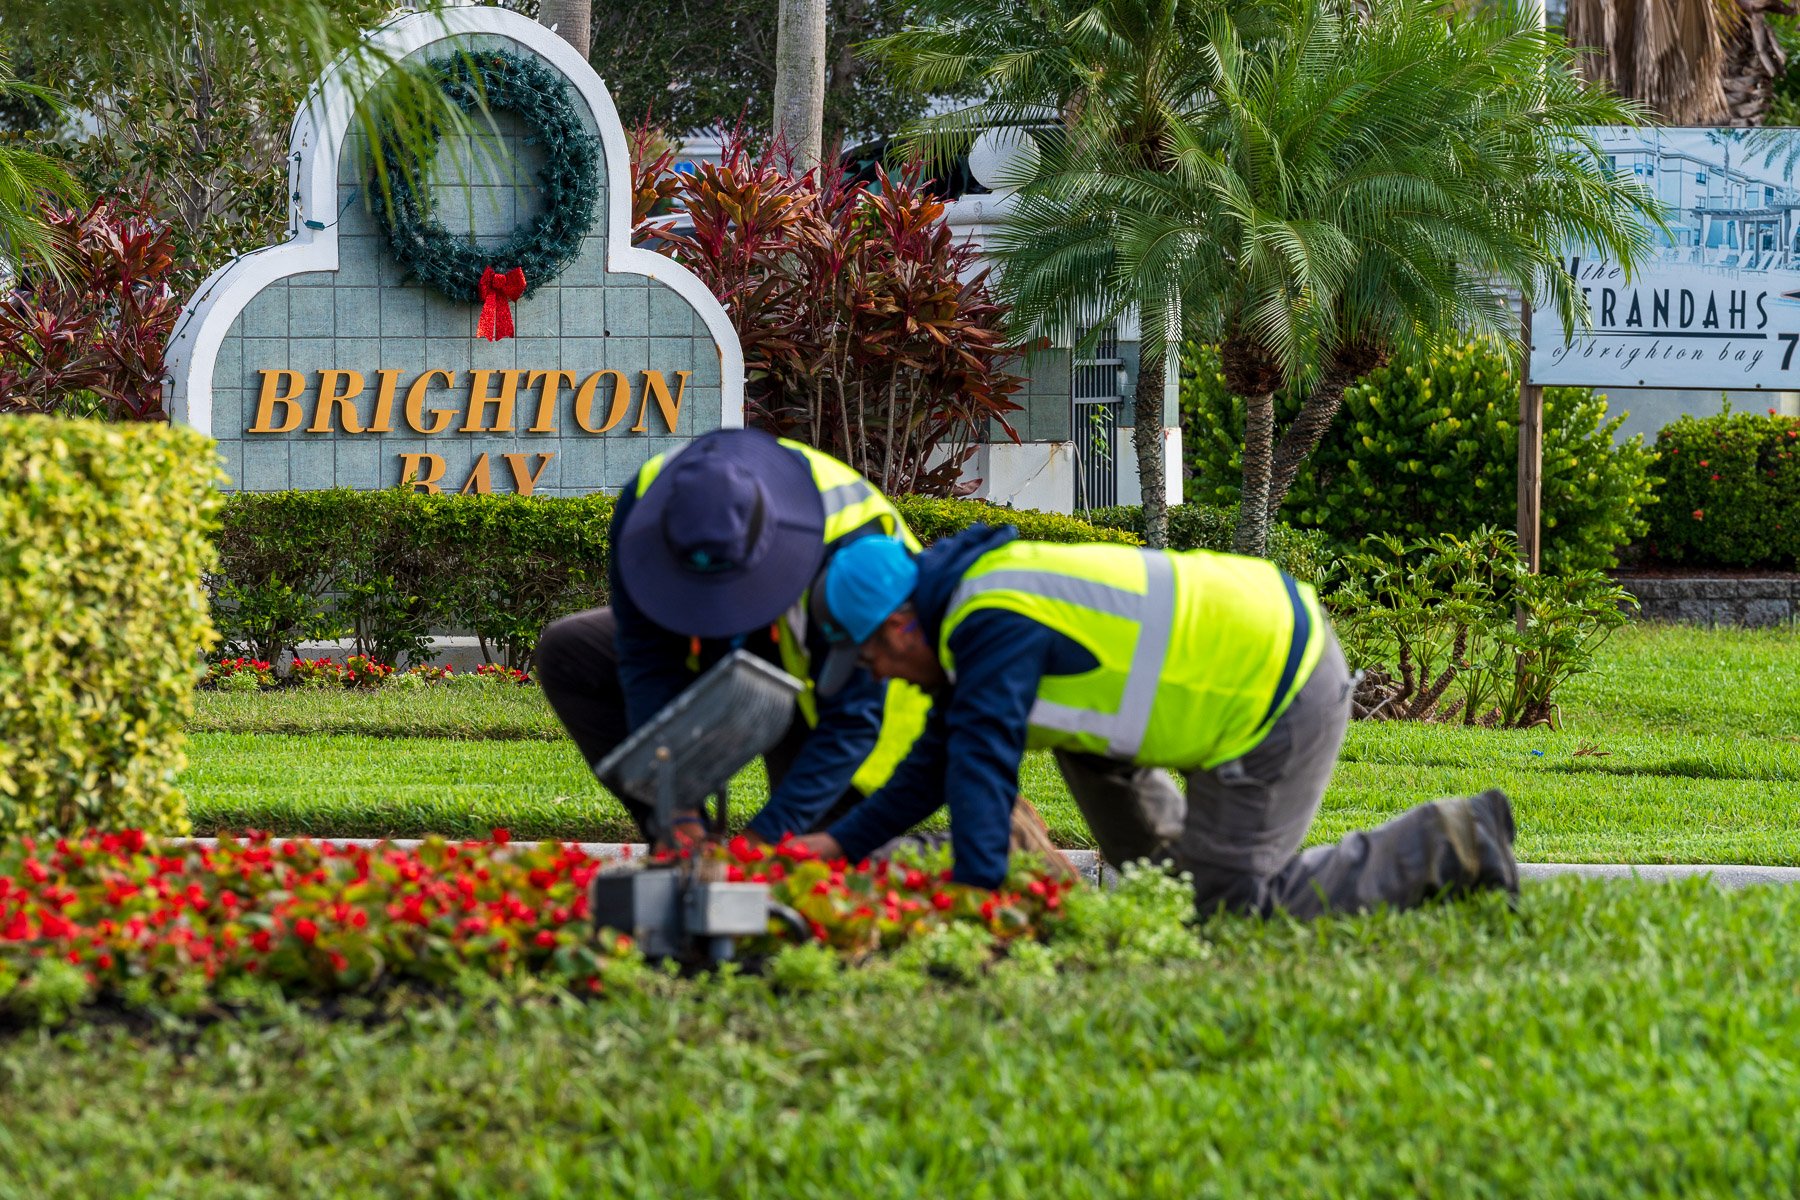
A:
1084 503 1333 582
211 491 1136 668
890 496 1139 546
1647 408 1800 569
1 417 221 837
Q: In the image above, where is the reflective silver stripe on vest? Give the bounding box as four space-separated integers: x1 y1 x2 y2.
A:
820 479 875 517
947 551 1178 759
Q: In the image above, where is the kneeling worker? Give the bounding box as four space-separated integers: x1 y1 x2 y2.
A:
535 428 927 847
798 525 1519 917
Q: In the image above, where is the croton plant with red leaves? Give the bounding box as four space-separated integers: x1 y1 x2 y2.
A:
0 830 1070 1024
0 198 181 421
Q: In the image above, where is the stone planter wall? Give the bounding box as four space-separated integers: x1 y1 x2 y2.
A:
1615 576 1800 628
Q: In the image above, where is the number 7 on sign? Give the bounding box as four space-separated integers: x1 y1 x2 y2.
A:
1781 333 1798 370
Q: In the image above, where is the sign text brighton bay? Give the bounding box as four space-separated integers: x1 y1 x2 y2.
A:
246 364 691 493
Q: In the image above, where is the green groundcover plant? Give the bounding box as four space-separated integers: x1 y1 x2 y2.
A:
1183 337 1659 571
1330 528 1634 728
1647 406 1800 569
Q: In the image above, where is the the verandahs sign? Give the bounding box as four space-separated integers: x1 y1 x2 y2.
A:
1531 126 1800 391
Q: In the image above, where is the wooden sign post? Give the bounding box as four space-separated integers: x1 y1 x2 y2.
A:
1518 297 1543 575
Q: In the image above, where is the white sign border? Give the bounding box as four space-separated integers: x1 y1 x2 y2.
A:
164 5 746 438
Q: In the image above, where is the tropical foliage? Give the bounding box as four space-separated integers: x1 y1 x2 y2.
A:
0 201 182 421
631 129 1022 495
874 0 1659 556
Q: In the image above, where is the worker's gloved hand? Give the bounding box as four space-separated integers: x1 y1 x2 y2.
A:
653 811 710 857
792 832 843 861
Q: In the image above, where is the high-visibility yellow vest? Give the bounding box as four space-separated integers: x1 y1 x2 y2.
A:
938 541 1326 771
633 439 930 795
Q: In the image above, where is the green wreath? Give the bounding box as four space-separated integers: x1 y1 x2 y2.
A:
369 49 601 304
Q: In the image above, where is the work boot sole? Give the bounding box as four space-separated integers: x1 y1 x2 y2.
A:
1437 789 1520 898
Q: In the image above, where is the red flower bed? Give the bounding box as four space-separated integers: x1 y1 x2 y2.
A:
713 835 1069 954
0 831 1070 1023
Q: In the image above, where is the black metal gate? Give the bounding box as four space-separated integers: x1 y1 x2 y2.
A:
1072 325 1123 510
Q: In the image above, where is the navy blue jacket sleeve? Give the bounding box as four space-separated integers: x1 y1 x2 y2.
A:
828 706 950 860
747 665 886 840
933 610 1052 888
608 484 698 732
830 609 1059 888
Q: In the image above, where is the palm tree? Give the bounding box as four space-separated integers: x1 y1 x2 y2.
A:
773 0 830 163
1564 0 1792 127
0 0 478 268
981 0 1660 556
540 0 593 56
1258 0 1663 531
866 0 1280 547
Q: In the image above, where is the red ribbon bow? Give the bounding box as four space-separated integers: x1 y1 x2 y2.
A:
477 266 527 341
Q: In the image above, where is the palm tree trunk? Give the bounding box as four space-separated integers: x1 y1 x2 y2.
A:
773 0 828 166
1132 344 1169 549
537 0 590 56
1265 372 1349 520
1234 392 1275 557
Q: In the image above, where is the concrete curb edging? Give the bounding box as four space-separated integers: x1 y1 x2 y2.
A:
177 839 1800 890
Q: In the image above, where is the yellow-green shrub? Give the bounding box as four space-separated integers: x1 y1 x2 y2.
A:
0 417 222 836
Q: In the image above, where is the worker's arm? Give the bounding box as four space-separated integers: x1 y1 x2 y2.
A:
825 705 951 858
931 610 1054 889
828 610 1069 888
608 485 700 732
746 666 886 840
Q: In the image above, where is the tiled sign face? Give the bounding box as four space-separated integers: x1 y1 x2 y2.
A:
169 17 741 496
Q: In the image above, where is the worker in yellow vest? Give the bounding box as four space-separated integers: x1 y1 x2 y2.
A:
797 525 1518 917
536 428 928 847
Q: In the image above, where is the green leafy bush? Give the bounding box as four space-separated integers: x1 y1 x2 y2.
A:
213 490 615 668
1646 407 1800 568
212 491 1132 669
0 417 221 836
1182 338 1659 572
1329 528 1634 728
890 496 1139 546
1083 503 1333 581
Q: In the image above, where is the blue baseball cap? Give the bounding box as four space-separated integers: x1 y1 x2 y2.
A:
617 429 826 638
812 535 919 697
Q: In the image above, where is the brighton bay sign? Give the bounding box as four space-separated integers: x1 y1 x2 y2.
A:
165 5 744 495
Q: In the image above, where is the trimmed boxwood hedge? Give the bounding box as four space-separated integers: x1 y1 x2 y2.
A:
1 417 221 836
1083 503 1332 582
210 490 1137 669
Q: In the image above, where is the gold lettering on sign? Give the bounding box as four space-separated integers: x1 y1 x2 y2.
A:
309 369 366 433
633 369 689 433
461 453 493 494
244 365 703 447
503 452 555 496
526 370 576 433
463 369 524 433
397 452 446 494
249 370 307 433
404 369 457 435
573 369 631 434
369 369 402 433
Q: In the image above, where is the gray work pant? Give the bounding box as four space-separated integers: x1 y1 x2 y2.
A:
1056 634 1479 919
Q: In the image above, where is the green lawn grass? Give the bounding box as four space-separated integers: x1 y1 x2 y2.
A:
182 624 1800 862
8 877 1800 1196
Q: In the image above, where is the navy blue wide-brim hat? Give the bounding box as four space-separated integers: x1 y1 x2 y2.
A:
617 429 826 639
